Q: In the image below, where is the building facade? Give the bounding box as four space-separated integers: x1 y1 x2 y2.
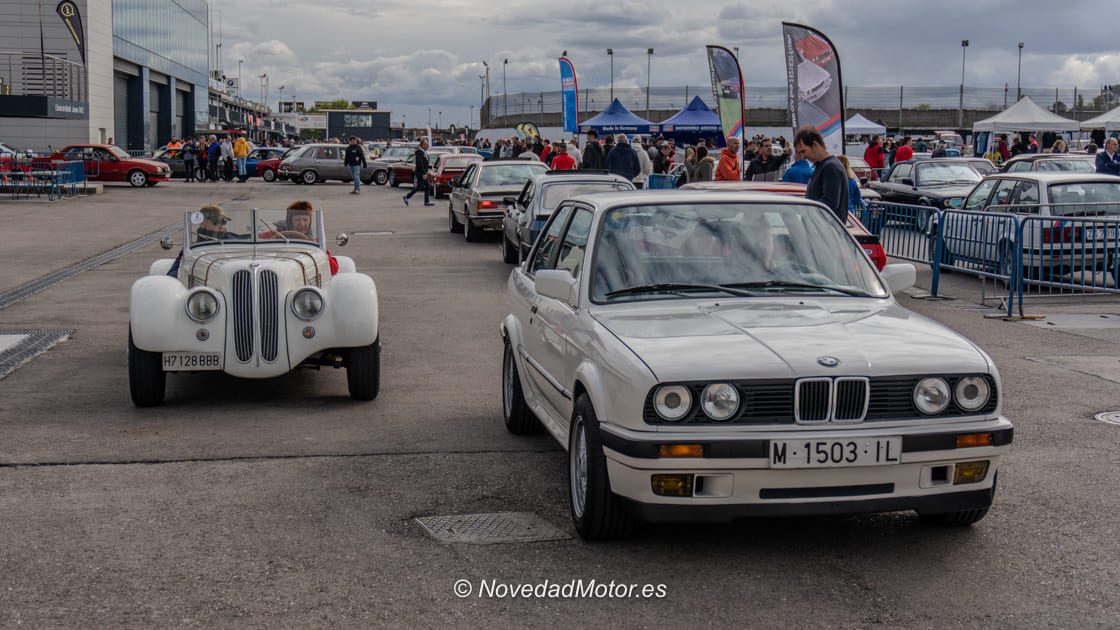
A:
324 110 392 142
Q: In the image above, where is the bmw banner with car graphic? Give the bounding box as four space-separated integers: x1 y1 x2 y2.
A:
559 57 579 134
782 22 845 154
705 45 745 144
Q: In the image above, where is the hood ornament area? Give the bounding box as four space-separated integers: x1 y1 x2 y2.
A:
817 356 840 367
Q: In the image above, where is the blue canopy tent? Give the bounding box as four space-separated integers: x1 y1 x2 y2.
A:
658 96 725 146
578 98 659 135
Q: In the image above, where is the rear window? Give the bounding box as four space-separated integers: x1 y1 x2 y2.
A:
1035 159 1094 173
1048 182 1120 215
541 182 632 210
478 164 548 187
440 156 480 169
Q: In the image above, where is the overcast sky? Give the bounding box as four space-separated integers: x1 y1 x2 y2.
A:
210 0 1120 129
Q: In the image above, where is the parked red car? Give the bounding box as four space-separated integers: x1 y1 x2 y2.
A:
51 144 171 187
255 148 297 183
426 153 483 197
679 180 888 271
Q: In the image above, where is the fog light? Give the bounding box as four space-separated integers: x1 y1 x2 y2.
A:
651 474 694 497
956 433 993 448
196 328 209 341
658 444 704 458
302 326 316 339
953 461 989 485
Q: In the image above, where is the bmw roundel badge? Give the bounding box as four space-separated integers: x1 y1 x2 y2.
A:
817 356 840 367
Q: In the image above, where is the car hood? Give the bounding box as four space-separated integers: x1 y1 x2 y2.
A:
134 158 170 170
591 298 989 382
914 183 977 198
182 246 329 290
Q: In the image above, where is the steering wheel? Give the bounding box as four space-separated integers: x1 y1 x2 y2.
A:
273 230 310 240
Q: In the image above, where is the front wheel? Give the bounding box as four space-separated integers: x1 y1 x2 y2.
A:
373 170 389 186
502 342 540 434
128 327 165 407
569 394 634 540
389 171 400 188
128 170 148 187
261 168 276 182
347 338 381 401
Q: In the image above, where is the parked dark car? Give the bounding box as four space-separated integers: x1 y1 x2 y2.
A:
998 154 1096 174
371 146 416 186
871 159 982 209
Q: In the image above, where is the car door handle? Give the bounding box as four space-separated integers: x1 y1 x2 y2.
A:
530 304 539 314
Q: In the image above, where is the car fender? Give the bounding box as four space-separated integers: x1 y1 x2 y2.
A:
148 258 174 276
324 272 378 345
130 275 227 353
572 360 611 423
334 255 357 274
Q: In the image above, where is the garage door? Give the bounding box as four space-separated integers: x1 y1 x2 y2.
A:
113 73 129 148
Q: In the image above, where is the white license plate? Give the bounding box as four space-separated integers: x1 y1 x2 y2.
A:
770 437 902 469
162 352 221 371
1094 228 1118 241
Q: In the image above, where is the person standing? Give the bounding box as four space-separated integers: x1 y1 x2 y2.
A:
796 126 849 223
837 155 865 214
403 139 434 206
1095 138 1120 175
182 137 198 182
894 136 914 163
652 143 672 174
606 134 639 182
744 139 790 181
632 136 652 189
344 136 367 194
550 142 577 170
864 134 884 173
996 134 1011 163
206 135 221 181
567 138 582 164
220 136 234 181
715 137 741 181
233 135 251 182
781 157 814 184
581 130 604 169
695 146 715 181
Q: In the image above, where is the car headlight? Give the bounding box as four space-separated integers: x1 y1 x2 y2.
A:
914 377 951 415
654 385 692 422
700 383 739 421
954 376 991 412
185 290 220 323
291 288 324 320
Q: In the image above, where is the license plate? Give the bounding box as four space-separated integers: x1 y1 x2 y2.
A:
770 437 902 469
1094 228 1118 241
162 352 221 371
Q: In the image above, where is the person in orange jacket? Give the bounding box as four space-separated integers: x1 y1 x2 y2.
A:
715 136 741 181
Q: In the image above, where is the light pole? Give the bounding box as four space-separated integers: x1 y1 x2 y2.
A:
427 108 432 128
238 58 243 96
646 48 654 119
481 60 490 110
959 39 968 127
469 105 474 130
607 48 614 101
503 59 508 118
277 85 284 111
259 73 267 108
1017 42 1024 101
733 46 739 59
438 111 442 130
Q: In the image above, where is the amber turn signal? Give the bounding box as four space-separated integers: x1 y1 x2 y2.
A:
658 444 704 458
956 433 993 448
651 474 694 497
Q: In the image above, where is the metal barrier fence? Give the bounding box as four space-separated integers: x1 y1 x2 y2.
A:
862 201 1120 317
0 157 87 201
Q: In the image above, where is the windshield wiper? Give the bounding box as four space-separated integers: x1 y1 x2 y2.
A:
605 283 757 298
722 281 873 297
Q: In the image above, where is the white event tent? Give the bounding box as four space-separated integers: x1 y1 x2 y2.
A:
972 96 1080 132
845 113 886 135
1079 105 1120 132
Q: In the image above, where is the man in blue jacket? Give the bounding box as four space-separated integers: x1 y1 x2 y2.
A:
1096 138 1120 175
606 134 640 182
782 158 814 184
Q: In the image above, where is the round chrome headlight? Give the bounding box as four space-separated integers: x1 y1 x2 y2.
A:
914 377 951 415
653 385 692 422
954 376 991 412
291 288 324 320
700 383 740 421
185 290 219 323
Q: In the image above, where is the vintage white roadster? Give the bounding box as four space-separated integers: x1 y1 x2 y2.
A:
501 191 1013 539
128 207 379 406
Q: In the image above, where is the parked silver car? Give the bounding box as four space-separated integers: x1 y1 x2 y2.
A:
276 143 375 185
448 159 549 242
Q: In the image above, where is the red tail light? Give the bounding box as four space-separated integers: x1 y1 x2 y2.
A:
478 200 498 209
1040 220 1082 244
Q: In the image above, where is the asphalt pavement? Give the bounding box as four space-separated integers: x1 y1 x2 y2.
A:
0 179 1117 628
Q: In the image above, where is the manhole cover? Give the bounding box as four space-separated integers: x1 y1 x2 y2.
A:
1094 411 1120 425
415 512 570 544
0 329 73 380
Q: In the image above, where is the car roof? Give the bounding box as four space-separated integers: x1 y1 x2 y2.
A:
985 172 1120 184
531 171 629 185
480 159 548 166
565 189 829 211
1004 153 1091 163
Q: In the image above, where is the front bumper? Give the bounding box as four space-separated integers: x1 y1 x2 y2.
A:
599 417 1012 521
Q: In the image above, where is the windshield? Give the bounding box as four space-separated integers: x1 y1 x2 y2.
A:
541 182 632 211
591 203 887 302
916 162 980 185
188 208 324 247
1036 159 1094 173
107 146 130 159
1048 182 1120 216
439 156 481 170
382 147 413 160
478 163 548 187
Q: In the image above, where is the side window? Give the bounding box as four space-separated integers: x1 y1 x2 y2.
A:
990 179 1019 212
1012 181 1040 214
528 205 575 274
458 164 476 187
556 209 593 278
315 147 338 159
963 179 997 210
64 148 85 161
889 164 912 183
1007 161 1031 173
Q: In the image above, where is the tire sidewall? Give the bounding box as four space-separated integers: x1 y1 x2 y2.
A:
129 170 147 187
262 168 276 182
301 169 318 185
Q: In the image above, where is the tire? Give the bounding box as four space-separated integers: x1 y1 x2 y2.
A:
261 168 276 182
128 327 165 407
300 169 319 185
502 232 520 264
346 338 381 401
502 342 541 434
569 394 634 540
389 171 400 188
997 241 1016 278
464 215 482 242
919 506 990 526
929 228 953 268
449 207 463 233
128 170 148 187
373 170 389 186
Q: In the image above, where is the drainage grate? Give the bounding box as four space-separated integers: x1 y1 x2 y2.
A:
0 223 181 311
415 512 570 544
0 329 74 380
1094 412 1120 426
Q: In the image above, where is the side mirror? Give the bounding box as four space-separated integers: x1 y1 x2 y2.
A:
901 178 914 187
535 269 578 306
335 233 349 247
880 263 916 293
503 196 517 207
859 177 869 186
159 236 175 250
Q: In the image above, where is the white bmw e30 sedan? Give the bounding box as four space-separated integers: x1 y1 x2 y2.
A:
128 207 380 406
500 191 1013 540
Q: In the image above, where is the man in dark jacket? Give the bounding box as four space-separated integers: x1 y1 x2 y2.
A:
344 136 367 194
744 139 790 181
652 143 673 174
795 126 848 223
606 134 640 181
1095 138 1120 175
403 139 434 206
581 130 604 169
